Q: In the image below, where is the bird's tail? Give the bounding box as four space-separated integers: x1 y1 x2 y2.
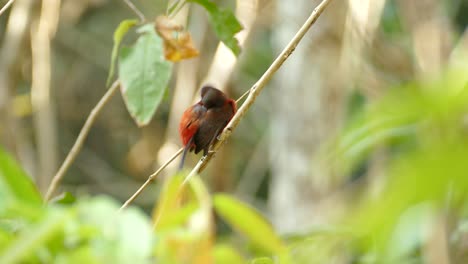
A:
179 137 193 171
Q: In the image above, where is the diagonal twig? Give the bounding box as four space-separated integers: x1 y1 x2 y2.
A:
119 147 184 211
0 0 15 17
122 0 146 23
45 80 120 201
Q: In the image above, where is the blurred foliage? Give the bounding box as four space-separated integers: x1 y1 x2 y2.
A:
0 157 288 263
330 65 468 262
188 0 243 55
2 67 467 262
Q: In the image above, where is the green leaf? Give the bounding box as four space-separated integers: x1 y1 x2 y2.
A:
0 148 42 210
107 19 138 86
213 194 284 254
118 24 173 126
155 202 198 230
188 0 243 55
153 173 185 228
250 257 274 264
50 191 76 205
349 141 468 252
55 246 100 264
0 208 73 264
213 244 246 264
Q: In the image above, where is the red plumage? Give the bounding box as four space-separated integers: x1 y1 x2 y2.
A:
178 86 236 169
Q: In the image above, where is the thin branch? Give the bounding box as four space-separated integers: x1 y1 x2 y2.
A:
31 0 61 194
45 80 120 201
183 0 334 183
122 0 146 23
119 147 184 211
0 0 15 17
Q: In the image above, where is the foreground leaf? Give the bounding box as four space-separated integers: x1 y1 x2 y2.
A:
188 0 243 55
152 173 185 228
0 148 42 210
213 244 245 264
213 194 284 254
107 19 138 86
118 24 173 126
78 196 153 263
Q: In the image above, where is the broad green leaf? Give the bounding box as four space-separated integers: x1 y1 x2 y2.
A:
153 173 185 228
118 24 173 126
188 0 243 55
0 208 73 264
0 148 42 210
213 194 284 254
50 191 76 205
107 19 138 86
155 202 198 230
213 244 245 264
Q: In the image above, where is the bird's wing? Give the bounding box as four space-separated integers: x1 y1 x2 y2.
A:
179 104 205 146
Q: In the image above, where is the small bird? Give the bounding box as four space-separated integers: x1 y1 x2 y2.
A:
178 85 237 169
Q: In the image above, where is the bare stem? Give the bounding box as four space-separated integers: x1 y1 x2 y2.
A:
119 147 184 211
45 80 120 201
183 0 334 182
0 0 15 17
122 0 146 22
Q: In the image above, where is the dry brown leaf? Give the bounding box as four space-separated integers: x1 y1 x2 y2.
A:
155 16 200 62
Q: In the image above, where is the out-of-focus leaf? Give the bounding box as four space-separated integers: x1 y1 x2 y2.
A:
78 196 153 263
153 173 185 228
156 202 198 230
213 194 284 254
250 257 274 264
386 203 433 260
332 68 468 175
0 148 42 210
153 174 214 264
188 0 243 55
50 192 76 205
0 230 12 251
213 244 245 264
55 246 100 264
118 24 173 126
107 19 138 86
155 16 199 62
348 141 468 254
0 208 73 264
328 68 468 261
185 175 214 264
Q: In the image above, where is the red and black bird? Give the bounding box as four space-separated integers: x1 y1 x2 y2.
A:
178 85 237 169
